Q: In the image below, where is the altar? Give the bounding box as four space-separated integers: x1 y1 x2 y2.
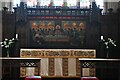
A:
20 49 96 78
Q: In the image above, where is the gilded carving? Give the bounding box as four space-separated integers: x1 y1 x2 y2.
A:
20 49 96 77
20 49 95 58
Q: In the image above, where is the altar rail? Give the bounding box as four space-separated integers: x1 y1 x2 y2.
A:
20 49 96 78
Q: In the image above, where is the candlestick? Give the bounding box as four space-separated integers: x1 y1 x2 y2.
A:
101 36 103 40
16 34 18 39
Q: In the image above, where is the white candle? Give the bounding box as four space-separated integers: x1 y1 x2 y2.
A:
101 36 103 40
16 34 18 39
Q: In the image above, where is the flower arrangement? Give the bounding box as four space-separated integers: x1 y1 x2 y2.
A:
100 36 117 58
101 37 116 49
0 38 15 48
0 38 16 57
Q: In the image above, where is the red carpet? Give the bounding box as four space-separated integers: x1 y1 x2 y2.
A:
81 77 99 80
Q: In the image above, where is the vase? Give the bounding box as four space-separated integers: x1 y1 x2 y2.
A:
106 49 109 58
6 49 9 57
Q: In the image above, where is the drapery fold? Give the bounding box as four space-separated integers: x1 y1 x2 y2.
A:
68 58 76 76
54 58 63 76
26 67 35 76
40 58 49 76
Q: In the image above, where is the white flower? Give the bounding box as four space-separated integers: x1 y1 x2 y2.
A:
5 38 8 41
1 45 4 47
9 40 12 42
12 38 15 40
5 45 9 48
0 38 15 48
0 42 3 44
102 37 116 49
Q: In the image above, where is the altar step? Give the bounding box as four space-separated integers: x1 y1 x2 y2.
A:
2 77 119 80
2 78 81 80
